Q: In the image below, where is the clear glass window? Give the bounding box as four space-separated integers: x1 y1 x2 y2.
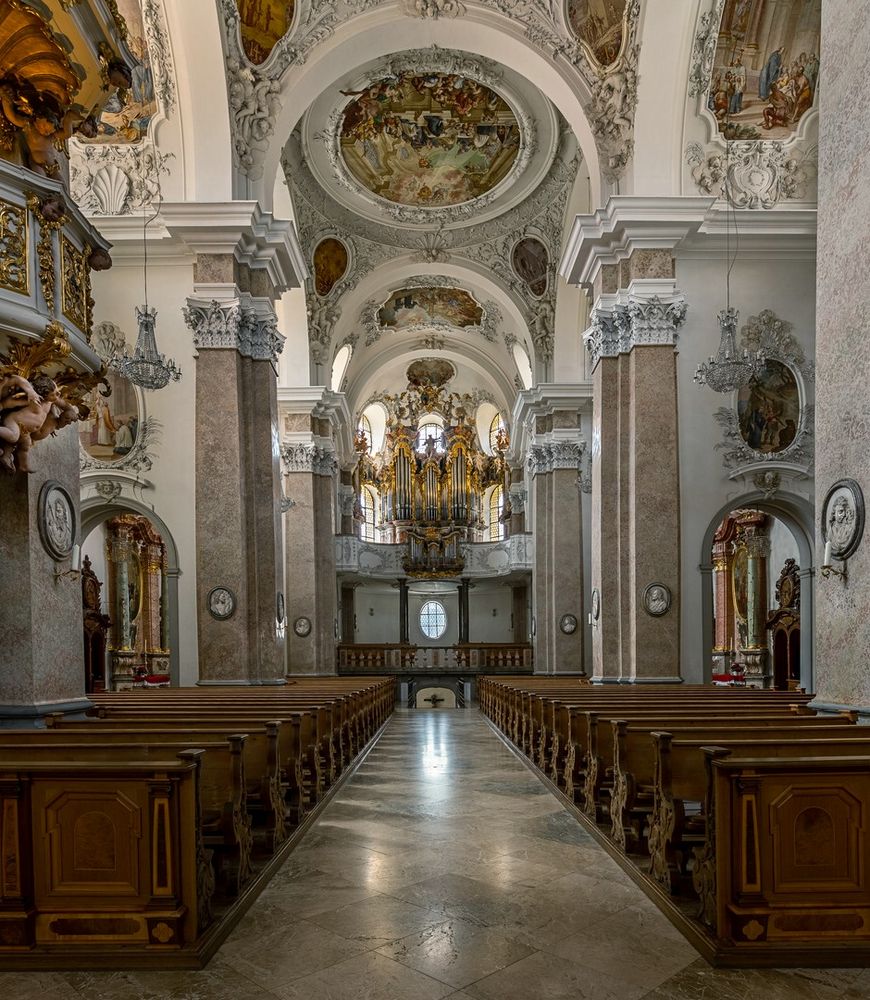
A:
419 600 447 639
361 486 377 542
416 422 445 453
489 486 505 541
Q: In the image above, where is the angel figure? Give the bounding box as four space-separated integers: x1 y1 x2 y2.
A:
0 373 79 473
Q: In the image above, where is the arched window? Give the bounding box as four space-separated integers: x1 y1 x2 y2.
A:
489 412 506 452
330 344 352 391
361 486 377 542
357 415 372 450
416 422 445 453
489 485 505 541
419 600 447 639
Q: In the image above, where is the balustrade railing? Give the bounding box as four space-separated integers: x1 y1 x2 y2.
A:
337 643 533 674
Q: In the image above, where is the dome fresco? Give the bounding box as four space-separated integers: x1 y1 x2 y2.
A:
338 71 522 208
378 287 483 330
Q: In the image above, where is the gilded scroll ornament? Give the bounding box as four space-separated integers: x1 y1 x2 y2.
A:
25 192 63 314
61 234 88 332
0 197 27 294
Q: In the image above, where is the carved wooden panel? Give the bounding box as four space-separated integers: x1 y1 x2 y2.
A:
37 786 144 899
770 786 864 893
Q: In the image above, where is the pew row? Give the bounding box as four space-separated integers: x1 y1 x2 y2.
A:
0 676 396 969
478 675 870 967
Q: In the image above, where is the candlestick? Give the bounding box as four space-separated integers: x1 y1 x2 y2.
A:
823 539 832 567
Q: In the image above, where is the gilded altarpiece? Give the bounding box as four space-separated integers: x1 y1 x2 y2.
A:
105 513 169 688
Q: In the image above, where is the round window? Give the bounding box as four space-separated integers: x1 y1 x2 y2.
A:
419 600 447 640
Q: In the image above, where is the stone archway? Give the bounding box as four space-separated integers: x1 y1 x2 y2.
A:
415 686 457 709
699 492 815 691
80 499 182 686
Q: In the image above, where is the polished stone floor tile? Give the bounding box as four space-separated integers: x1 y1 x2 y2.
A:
377 916 536 989
272 950 455 1000
8 709 867 999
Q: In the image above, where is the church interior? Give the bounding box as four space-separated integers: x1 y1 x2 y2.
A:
1 0 870 995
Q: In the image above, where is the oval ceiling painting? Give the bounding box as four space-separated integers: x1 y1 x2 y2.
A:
313 237 348 297
379 287 483 330
339 71 521 208
512 237 549 298
235 0 296 65
706 0 820 140
566 1 627 68
737 360 800 455
407 358 456 389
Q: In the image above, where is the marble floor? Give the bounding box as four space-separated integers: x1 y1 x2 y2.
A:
6 709 869 999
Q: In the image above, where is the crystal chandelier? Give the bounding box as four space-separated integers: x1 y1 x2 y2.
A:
111 305 181 390
110 162 181 390
694 142 764 393
694 307 763 392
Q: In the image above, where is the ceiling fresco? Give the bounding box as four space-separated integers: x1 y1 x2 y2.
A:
378 287 484 330
84 0 156 142
566 0 627 67
338 71 521 208
235 1 295 65
706 0 820 140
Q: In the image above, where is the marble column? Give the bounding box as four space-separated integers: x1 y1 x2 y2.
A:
0 427 92 721
527 414 585 675
512 584 529 643
184 289 286 684
398 578 409 645
283 435 338 674
585 268 687 684
813 0 870 711
742 525 771 688
458 578 471 644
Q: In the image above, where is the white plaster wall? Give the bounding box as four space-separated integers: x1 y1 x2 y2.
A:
353 587 400 644
768 516 800 610
89 258 200 685
675 253 816 682
81 522 109 613
468 587 514 643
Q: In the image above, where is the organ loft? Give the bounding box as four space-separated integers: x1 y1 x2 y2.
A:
0 0 869 995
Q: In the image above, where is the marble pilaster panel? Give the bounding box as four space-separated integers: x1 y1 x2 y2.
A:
624 346 681 680
549 467 584 674
591 357 621 681
532 465 552 674
0 426 90 718
813 0 870 710
194 349 251 679
285 470 318 674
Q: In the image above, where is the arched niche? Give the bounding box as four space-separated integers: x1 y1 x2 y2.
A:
80 498 181 687
698 491 814 692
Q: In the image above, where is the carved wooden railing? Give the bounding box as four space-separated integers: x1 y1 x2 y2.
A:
337 643 533 674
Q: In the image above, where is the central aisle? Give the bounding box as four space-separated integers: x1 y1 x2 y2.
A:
20 710 867 999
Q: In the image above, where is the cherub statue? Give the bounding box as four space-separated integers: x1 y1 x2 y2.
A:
0 373 79 473
0 85 87 178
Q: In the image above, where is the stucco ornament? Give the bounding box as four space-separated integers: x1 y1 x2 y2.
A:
184 299 284 364
686 141 817 209
585 294 688 370
69 142 173 216
713 309 814 471
226 57 283 179
821 480 865 562
687 0 727 98
407 0 466 17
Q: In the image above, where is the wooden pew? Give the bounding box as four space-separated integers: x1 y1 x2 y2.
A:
0 754 211 954
649 730 870 896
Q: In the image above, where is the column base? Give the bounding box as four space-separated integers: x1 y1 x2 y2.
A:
0 697 94 727
617 676 685 684
809 700 870 718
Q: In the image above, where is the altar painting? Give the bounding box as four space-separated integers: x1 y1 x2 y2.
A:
566 0 627 67
88 0 157 142
706 0 821 140
79 371 140 463
379 287 483 330
339 72 521 207
236 0 296 65
737 360 799 455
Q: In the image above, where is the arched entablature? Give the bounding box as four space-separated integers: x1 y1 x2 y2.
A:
250 7 606 212
325 258 535 368
347 341 517 425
